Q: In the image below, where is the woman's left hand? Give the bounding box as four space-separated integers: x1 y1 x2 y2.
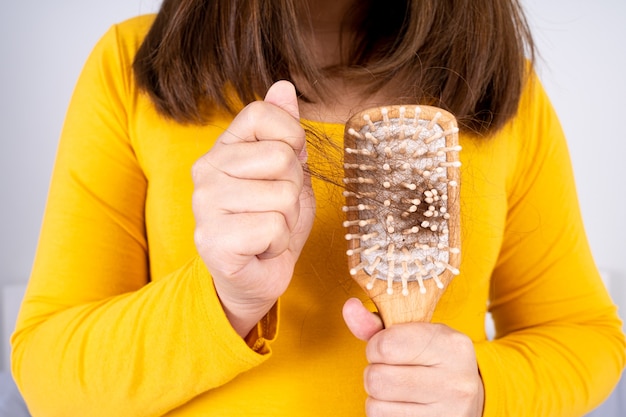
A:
343 298 485 417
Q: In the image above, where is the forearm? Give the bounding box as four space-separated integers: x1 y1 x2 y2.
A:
12 257 271 417
476 315 625 417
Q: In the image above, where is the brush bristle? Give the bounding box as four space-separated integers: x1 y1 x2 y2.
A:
343 106 461 296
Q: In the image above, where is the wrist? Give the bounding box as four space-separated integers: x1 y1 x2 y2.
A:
219 296 277 338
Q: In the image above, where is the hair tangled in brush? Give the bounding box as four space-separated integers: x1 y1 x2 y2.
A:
133 0 534 135
343 106 461 297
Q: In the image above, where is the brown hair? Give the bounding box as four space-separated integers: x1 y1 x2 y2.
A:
133 0 534 134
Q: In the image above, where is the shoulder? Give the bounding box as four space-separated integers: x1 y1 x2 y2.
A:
116 13 157 33
512 67 566 161
113 14 156 45
95 14 156 62
75 15 156 100
518 68 556 121
494 66 570 201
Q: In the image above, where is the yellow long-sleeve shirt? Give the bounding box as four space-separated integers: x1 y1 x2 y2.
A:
12 15 625 417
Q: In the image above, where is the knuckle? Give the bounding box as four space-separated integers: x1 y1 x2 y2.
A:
191 190 209 217
363 365 382 398
368 333 396 361
276 180 301 207
191 176 219 213
432 323 474 356
269 141 298 169
241 101 275 131
447 328 467 343
365 397 383 417
363 365 401 401
193 227 207 247
268 210 290 234
194 226 221 265
450 332 474 356
452 376 480 407
259 212 290 250
191 153 221 185
245 99 268 116
193 227 218 254
190 158 207 183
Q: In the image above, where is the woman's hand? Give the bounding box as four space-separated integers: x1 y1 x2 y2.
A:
343 298 485 417
192 81 315 337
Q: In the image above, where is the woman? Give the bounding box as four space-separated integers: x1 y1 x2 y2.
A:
12 0 625 416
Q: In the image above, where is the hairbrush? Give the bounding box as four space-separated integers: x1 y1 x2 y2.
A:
342 105 461 326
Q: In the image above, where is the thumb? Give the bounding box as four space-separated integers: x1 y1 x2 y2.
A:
264 80 300 120
342 298 384 341
264 80 307 164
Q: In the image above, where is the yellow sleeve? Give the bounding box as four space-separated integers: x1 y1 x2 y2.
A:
11 20 274 417
475 75 626 416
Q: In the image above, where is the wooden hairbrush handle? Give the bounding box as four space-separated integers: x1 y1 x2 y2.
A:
342 105 461 326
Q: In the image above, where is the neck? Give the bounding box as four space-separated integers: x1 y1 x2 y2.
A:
297 0 395 124
301 0 356 68
305 0 355 33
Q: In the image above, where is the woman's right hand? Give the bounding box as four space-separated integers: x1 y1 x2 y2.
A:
191 81 316 338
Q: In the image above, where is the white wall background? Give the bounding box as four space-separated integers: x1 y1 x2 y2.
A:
0 0 625 371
